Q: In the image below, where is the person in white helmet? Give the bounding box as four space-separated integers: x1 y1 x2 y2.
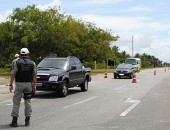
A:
9 48 37 127
15 54 19 58
9 54 20 73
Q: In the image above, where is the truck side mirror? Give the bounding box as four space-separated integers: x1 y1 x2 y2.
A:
71 65 77 70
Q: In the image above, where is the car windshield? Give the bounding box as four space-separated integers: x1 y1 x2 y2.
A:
37 58 68 70
125 59 136 65
117 64 132 69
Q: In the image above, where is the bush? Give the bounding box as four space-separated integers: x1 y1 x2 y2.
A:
0 68 10 75
82 61 114 69
83 61 106 69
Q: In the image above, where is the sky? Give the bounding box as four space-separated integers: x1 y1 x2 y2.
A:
0 0 170 62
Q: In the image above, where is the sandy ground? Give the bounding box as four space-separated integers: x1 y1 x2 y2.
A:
0 77 9 86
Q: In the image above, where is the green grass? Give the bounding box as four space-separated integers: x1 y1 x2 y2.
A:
0 68 10 74
0 68 10 78
91 69 113 75
0 68 113 77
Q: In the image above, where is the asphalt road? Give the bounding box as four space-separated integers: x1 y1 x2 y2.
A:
0 68 170 130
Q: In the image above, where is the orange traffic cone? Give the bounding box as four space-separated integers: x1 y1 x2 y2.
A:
104 72 107 78
132 73 137 83
154 70 156 75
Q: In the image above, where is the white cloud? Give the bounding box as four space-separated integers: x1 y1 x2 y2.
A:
84 0 124 4
79 14 170 34
80 15 148 32
0 0 61 22
36 0 61 11
124 6 154 12
111 33 153 55
148 22 170 32
86 0 134 5
113 35 170 62
0 10 12 22
69 0 133 7
168 31 170 35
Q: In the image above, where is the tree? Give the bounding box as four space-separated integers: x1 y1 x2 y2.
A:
0 5 162 69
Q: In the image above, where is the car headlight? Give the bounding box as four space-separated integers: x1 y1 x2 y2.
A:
49 76 58 81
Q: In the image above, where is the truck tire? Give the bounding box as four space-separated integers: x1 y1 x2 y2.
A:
58 80 68 97
129 73 133 79
81 78 88 92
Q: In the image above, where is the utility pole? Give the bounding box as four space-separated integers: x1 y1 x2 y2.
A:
132 36 134 57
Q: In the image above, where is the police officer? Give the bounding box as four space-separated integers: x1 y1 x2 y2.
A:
9 48 37 127
9 54 20 73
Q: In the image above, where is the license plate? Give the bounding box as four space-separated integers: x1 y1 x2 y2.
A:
36 83 42 87
119 74 124 76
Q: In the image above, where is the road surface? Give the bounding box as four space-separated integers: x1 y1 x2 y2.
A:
0 68 170 130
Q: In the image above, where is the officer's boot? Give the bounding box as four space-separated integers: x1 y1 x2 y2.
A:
9 117 18 127
25 116 30 126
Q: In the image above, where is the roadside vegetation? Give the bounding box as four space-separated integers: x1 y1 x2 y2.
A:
0 5 166 75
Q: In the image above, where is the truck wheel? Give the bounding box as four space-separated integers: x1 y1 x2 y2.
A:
58 80 68 97
129 73 133 79
81 78 88 92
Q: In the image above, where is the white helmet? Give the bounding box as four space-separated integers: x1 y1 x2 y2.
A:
15 54 19 58
20 48 29 55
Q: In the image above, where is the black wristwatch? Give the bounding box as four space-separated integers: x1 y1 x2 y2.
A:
9 84 13 86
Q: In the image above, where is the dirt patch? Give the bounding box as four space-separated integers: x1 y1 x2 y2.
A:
0 77 9 86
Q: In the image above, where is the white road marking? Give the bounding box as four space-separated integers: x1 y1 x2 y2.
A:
4 99 35 106
114 86 126 90
35 98 97 119
64 96 97 109
120 98 141 116
37 113 50 119
6 103 13 106
6 100 24 106
0 99 11 104
5 100 13 106
0 89 8 92
143 77 150 79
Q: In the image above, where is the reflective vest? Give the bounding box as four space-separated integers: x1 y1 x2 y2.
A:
15 58 34 82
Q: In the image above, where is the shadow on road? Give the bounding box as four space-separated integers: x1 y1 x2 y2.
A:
0 124 29 129
33 88 83 99
0 125 11 129
112 76 132 79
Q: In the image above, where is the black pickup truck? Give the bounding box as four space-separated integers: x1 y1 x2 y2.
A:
36 56 91 97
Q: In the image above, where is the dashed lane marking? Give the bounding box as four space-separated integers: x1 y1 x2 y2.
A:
0 99 11 104
64 96 97 109
0 89 8 92
114 86 127 90
0 99 35 106
6 99 35 106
